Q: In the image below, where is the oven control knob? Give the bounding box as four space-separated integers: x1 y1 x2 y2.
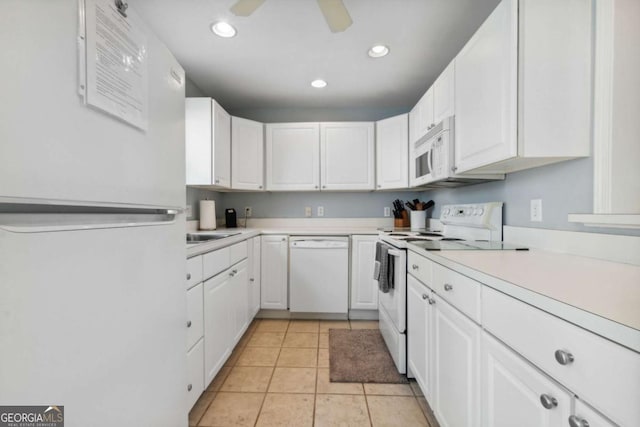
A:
443 208 450 216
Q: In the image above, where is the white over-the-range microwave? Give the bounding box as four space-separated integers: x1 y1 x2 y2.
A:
411 116 504 188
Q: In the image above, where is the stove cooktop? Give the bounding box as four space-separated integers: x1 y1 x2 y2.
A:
409 240 528 251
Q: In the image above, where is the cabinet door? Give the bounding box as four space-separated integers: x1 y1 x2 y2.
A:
320 122 375 190
266 123 320 191
376 114 409 190
203 272 232 387
350 235 379 310
433 295 480 427
186 338 204 410
407 275 433 401
417 88 434 139
433 60 455 124
260 235 288 309
454 0 518 173
249 237 261 317
572 400 617 427
186 283 204 351
231 117 264 190
231 259 249 345
212 100 231 187
482 332 572 427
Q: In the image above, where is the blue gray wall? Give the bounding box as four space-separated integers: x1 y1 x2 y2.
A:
221 191 422 219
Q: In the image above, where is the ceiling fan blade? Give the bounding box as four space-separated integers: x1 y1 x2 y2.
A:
317 0 353 33
230 0 265 16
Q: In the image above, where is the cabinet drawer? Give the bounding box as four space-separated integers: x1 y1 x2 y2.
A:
186 283 204 350
186 256 203 290
432 263 481 323
408 250 433 287
186 338 204 410
203 247 230 280
229 241 248 265
483 286 640 427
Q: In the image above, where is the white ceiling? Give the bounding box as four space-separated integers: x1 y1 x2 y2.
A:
131 0 500 112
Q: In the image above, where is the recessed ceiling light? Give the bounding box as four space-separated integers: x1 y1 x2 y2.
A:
368 44 390 58
311 79 327 88
210 21 237 38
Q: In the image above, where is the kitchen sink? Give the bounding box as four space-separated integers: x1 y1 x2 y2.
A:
186 232 240 244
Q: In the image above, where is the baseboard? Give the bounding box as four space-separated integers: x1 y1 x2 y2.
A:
504 226 640 265
348 310 379 320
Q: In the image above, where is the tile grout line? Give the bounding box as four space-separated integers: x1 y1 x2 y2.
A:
253 319 287 427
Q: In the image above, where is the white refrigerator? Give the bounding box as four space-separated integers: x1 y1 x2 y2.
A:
1 1 189 426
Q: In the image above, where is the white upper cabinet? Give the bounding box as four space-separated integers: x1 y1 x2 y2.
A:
231 117 264 191
185 98 231 188
376 114 408 190
454 0 592 174
266 123 320 191
409 60 455 145
320 122 375 191
433 60 455 124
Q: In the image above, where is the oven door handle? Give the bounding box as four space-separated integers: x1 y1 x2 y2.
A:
388 249 403 257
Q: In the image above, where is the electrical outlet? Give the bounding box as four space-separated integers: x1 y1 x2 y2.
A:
305 206 312 217
384 207 391 217
530 199 543 222
185 204 193 218
317 206 324 217
244 206 252 217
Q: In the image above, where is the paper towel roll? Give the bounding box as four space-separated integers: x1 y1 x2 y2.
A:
199 200 216 230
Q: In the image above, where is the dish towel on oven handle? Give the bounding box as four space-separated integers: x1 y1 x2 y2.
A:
374 241 395 293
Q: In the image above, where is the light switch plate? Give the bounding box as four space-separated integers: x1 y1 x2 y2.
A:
384 207 391 217
317 206 324 217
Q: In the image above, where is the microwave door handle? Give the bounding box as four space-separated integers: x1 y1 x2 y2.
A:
427 148 434 177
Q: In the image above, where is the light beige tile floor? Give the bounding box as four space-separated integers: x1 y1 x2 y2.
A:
190 319 440 427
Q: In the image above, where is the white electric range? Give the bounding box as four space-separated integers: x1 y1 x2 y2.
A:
376 202 506 375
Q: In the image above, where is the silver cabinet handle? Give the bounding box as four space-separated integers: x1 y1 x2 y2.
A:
259 185 263 189
232 269 238 274
377 185 381 188
322 185 326 189
444 283 453 291
250 278 255 282
568 415 590 427
428 298 436 305
187 320 192 328
540 394 558 409
186 273 191 280
281 238 286 241
555 350 574 365
229 271 235 277
215 179 220 184
315 185 319 189
422 294 428 300
412 264 419 270
187 384 192 392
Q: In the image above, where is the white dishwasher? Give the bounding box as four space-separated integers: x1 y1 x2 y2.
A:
289 236 349 314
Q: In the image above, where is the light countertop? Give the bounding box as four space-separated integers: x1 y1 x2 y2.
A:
186 226 380 257
409 245 640 352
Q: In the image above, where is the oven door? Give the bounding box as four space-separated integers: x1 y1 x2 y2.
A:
377 244 407 334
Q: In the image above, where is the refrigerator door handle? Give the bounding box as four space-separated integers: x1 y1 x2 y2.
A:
0 212 178 233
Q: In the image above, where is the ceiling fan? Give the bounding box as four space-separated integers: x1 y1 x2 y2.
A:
230 0 353 33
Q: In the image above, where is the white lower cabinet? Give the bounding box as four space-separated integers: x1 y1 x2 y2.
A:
248 236 261 318
572 400 616 427
231 259 249 344
186 338 204 410
482 332 572 427
432 294 481 427
203 270 233 386
350 235 378 310
260 235 288 310
407 274 434 400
